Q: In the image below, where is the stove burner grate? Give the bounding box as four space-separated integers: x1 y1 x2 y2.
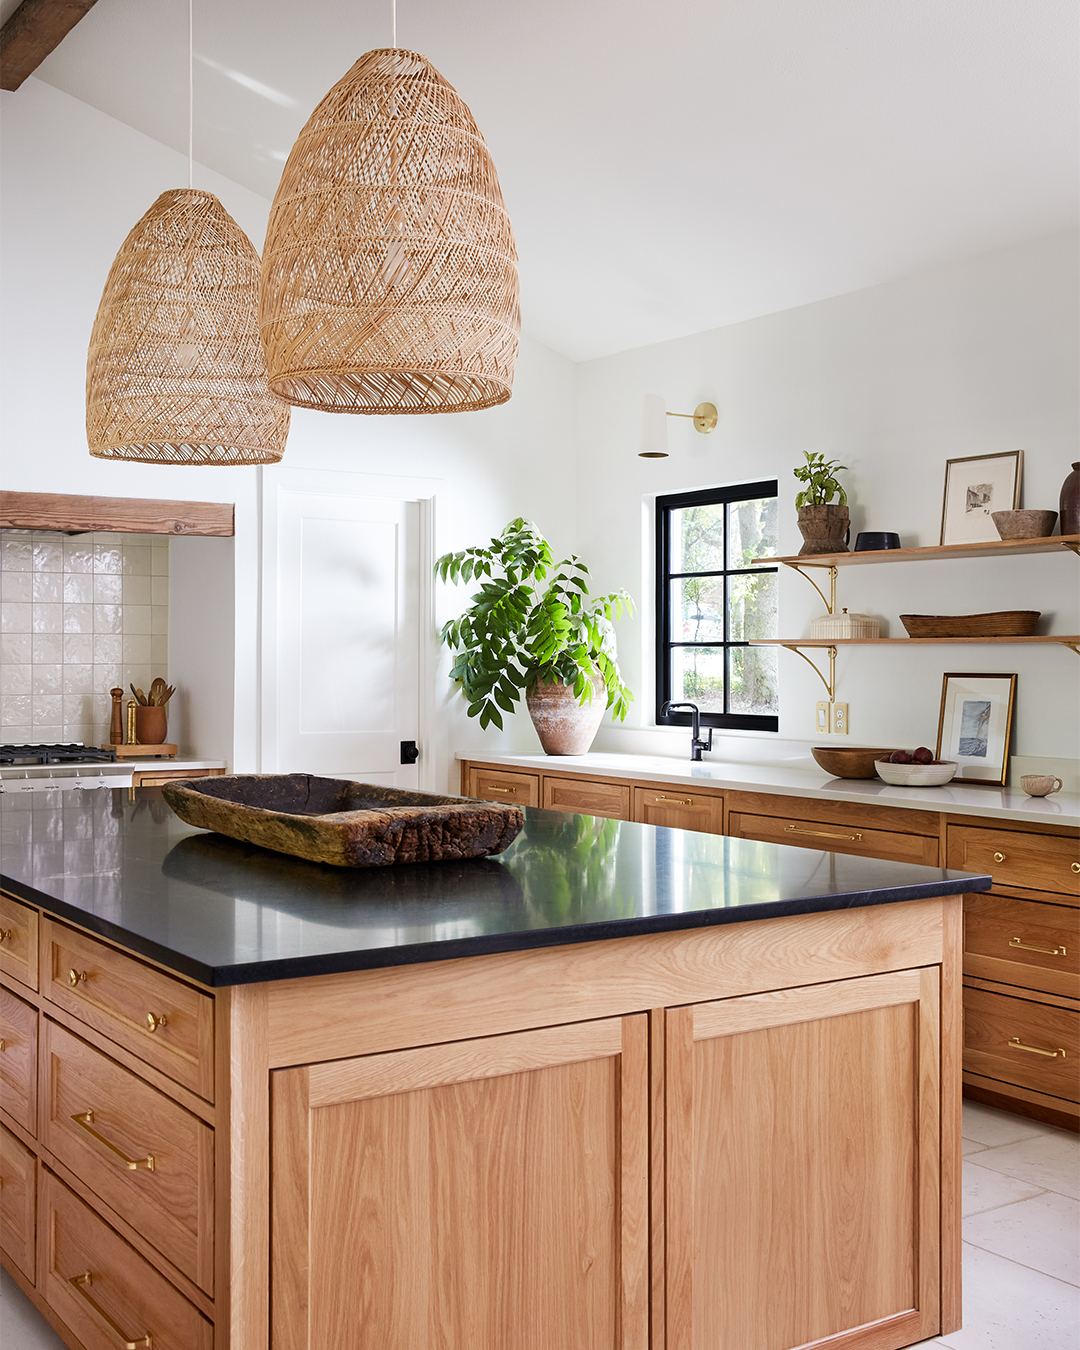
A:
0 743 119 766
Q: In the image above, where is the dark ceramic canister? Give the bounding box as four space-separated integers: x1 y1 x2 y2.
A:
1060 462 1080 537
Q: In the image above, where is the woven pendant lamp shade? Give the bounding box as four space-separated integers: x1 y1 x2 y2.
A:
259 48 519 416
87 189 290 464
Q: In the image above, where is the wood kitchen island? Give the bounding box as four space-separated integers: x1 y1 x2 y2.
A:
1 788 988 1350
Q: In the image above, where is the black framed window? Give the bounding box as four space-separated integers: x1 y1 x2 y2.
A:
656 480 779 731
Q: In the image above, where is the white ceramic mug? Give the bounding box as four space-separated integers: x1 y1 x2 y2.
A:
1020 774 1063 797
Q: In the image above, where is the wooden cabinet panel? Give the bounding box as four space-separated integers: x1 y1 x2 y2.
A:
632 785 724 835
0 893 39 991
542 775 630 821
963 985 1079 1104
726 790 941 837
42 918 214 1100
948 826 1080 898
40 1171 213 1350
132 768 225 788
272 1016 649 1350
0 984 38 1135
42 1019 215 1293
465 766 540 808
0 1123 35 1281
728 810 939 866
964 893 1079 999
666 969 941 1350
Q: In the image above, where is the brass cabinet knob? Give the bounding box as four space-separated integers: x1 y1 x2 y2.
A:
68 969 88 987
1072 862 1080 874
145 1012 168 1033
0 928 13 943
993 852 1005 863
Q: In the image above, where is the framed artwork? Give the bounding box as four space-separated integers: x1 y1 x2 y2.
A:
939 450 1023 546
936 672 1017 786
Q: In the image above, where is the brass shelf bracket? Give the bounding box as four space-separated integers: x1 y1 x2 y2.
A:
779 644 837 700
1062 642 1080 655
778 561 838 615
1061 541 1080 557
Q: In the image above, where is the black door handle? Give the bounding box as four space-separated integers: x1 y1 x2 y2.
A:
400 741 420 764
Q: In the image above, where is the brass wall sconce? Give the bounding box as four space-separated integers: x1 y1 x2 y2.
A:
639 395 718 457
667 403 718 434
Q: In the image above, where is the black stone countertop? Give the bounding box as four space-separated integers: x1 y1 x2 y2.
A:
0 787 990 987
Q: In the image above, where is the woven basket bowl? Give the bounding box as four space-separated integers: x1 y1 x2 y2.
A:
900 611 1040 638
811 746 898 779
87 189 290 465
260 48 520 415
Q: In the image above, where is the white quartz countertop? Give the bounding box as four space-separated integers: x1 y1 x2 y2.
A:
128 757 227 770
458 751 1080 828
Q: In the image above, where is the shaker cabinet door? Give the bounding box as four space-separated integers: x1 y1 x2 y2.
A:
272 1015 648 1350
665 968 942 1350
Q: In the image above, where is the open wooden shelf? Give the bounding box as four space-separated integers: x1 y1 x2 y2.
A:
751 535 1080 568
750 635 1080 647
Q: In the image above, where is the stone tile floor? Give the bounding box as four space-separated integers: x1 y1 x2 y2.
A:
2 1101 1077 1348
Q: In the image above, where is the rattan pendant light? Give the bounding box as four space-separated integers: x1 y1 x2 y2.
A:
259 41 520 415
86 2 289 464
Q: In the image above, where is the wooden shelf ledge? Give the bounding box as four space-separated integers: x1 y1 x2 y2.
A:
751 535 1080 568
750 636 1080 647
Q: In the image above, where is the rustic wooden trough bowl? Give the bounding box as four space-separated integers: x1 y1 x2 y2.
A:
160 774 524 868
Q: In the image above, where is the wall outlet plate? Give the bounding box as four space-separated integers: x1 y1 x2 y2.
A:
833 702 849 735
815 701 831 734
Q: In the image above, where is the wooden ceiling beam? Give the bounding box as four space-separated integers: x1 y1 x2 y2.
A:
1 0 100 92
0 491 235 537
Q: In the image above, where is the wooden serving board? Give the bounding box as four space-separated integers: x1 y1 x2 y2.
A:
107 744 178 758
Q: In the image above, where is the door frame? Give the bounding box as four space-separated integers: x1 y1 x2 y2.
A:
259 467 440 791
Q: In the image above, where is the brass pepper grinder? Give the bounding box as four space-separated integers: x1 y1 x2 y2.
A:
126 699 137 746
109 688 125 745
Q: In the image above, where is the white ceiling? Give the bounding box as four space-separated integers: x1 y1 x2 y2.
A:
25 0 1080 361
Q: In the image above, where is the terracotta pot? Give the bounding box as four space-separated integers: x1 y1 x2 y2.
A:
136 704 167 745
1060 462 1080 537
526 672 607 756
796 504 850 556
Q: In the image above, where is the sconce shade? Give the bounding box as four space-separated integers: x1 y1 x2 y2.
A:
258 48 519 415
87 189 290 465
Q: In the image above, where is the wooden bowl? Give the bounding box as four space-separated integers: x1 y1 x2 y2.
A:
900 611 1039 638
991 509 1057 540
811 746 898 779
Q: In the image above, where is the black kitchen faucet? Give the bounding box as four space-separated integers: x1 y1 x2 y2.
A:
661 701 713 761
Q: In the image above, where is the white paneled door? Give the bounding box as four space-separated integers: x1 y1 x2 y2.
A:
270 485 422 787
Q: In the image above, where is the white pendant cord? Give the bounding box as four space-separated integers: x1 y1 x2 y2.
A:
391 0 396 48
187 0 193 188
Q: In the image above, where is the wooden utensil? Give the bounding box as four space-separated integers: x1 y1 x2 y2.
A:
149 677 168 706
130 684 148 705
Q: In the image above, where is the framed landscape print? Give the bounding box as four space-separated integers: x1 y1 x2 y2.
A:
939 450 1023 546
936 672 1017 786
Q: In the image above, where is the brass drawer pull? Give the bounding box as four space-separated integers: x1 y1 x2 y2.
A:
0 928 14 943
993 852 1005 862
70 1271 153 1348
68 969 88 986
1009 937 1067 957
784 825 863 843
656 795 693 806
485 785 517 794
1072 862 1080 874
1008 1037 1066 1059
71 1111 155 1172
145 1012 168 1034
0 1038 5 1051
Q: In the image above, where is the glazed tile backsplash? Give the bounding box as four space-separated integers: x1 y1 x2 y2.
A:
0 532 167 748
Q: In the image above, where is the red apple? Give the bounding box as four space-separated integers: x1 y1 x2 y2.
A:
912 747 934 764
890 750 913 764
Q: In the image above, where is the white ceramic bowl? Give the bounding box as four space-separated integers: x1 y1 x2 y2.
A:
875 759 958 787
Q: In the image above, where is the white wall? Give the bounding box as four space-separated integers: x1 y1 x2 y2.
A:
576 232 1080 766
1 79 580 786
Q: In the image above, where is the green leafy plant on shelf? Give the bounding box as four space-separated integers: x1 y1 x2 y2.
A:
435 517 634 731
793 451 849 507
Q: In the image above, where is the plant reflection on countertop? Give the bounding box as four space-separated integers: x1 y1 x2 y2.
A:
504 811 631 922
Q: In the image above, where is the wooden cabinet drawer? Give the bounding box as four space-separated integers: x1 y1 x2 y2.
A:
0 984 38 1135
964 894 1079 999
633 786 724 835
41 1171 213 1350
542 776 630 820
948 826 1080 897
0 893 38 991
963 985 1079 1103
132 768 225 788
42 1019 215 1293
0 1123 35 1281
728 811 939 866
42 918 214 1100
467 767 540 808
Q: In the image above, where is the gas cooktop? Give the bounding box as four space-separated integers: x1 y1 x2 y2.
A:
0 743 119 766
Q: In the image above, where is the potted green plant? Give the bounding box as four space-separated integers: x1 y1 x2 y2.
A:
793 451 850 555
435 517 633 755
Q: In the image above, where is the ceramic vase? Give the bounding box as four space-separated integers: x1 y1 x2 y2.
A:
796 505 850 556
1060 462 1080 537
526 672 606 755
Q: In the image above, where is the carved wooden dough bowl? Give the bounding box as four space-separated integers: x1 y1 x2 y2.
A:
161 774 524 868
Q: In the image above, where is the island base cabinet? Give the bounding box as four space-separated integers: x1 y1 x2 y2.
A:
665 968 942 1350
271 1015 649 1350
